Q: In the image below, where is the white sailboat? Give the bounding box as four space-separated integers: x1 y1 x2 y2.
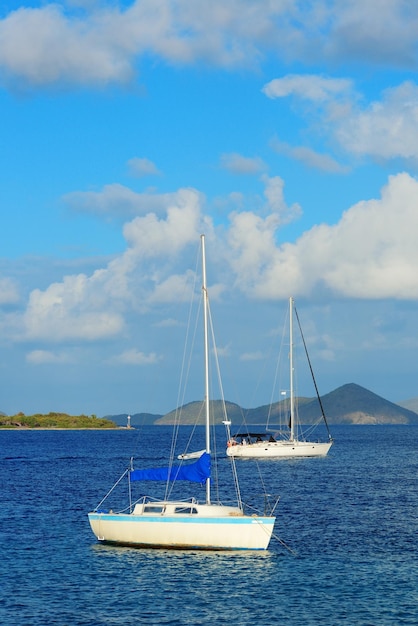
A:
226 297 333 459
88 235 276 550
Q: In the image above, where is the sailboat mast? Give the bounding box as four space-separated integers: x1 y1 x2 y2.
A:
201 234 211 505
289 296 295 442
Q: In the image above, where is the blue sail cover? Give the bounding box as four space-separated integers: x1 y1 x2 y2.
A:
130 452 210 485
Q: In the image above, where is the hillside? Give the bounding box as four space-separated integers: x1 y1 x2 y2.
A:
3 383 418 427
297 383 418 425
109 383 418 426
398 397 418 413
155 400 244 425
0 412 116 429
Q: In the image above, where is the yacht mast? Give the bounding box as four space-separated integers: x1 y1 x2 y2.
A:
201 234 211 505
289 296 295 442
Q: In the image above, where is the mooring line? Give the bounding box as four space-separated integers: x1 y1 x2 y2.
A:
271 531 298 556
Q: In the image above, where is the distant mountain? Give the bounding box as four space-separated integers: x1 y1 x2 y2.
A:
398 397 418 413
155 400 243 425
297 383 418 425
3 384 417 426
106 383 418 426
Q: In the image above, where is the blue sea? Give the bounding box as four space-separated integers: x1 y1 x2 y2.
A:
0 425 417 625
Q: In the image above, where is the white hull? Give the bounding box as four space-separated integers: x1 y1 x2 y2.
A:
227 440 332 458
88 502 274 550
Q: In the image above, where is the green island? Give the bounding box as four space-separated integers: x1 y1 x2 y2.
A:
0 412 116 429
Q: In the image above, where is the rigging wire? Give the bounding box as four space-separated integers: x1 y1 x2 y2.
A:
207 301 242 508
165 243 202 500
294 305 333 440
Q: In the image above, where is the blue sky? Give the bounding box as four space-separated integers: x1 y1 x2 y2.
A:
2 1 418 417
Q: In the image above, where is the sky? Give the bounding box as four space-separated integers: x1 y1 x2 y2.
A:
2 0 418 417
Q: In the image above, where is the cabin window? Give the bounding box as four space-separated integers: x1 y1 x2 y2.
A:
143 506 165 514
174 507 198 515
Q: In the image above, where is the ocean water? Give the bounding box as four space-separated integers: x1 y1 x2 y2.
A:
0 425 417 625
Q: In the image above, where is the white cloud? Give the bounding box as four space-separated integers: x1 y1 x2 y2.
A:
26 350 74 364
213 342 231 358
108 349 160 365
220 153 266 175
63 185 206 228
270 137 348 173
227 210 282 292
63 184 174 218
262 175 302 222
8 171 418 353
228 172 418 300
147 271 196 305
263 75 353 102
122 187 205 256
22 272 125 341
0 2 270 88
14 187 207 343
154 317 182 328
127 157 161 178
328 1 418 65
224 176 302 294
2 2 418 89
334 82 418 160
0 276 19 305
0 5 134 88
264 74 418 163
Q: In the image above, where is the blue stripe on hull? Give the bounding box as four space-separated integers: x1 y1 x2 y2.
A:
89 513 274 525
